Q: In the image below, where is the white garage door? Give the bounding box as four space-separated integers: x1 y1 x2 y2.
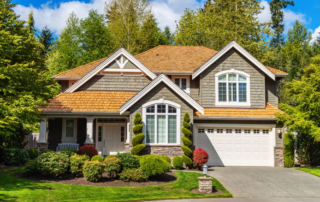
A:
197 128 274 166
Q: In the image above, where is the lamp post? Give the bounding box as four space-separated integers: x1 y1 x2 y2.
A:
203 164 208 177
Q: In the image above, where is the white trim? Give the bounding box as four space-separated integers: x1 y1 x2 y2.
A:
171 75 190 94
38 116 47 143
194 116 277 120
116 55 129 69
102 69 142 73
192 41 275 80
153 71 193 75
194 123 276 128
65 48 157 93
215 69 251 107
142 100 181 146
61 118 78 143
120 74 204 115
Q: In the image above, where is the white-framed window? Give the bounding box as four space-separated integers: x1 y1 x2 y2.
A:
235 129 241 133
226 129 232 133
62 118 77 143
253 129 260 134
217 129 223 133
263 129 269 134
215 69 251 107
98 126 102 142
244 129 251 134
198 128 205 133
208 129 214 133
172 76 190 94
143 100 181 145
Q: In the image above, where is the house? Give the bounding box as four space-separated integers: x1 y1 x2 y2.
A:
38 41 287 167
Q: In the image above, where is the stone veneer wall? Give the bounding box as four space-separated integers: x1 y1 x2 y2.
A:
143 146 183 159
274 147 284 167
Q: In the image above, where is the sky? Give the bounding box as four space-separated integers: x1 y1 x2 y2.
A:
12 0 320 41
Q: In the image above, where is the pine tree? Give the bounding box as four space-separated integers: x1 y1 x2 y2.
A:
131 113 146 155
181 112 193 168
0 0 58 147
162 26 172 45
312 35 320 56
39 26 54 57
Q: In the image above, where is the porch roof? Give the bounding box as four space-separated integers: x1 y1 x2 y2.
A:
40 91 137 112
194 103 283 119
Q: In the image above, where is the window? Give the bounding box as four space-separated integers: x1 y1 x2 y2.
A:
208 129 214 133
98 126 102 142
244 129 251 134
235 129 241 133
217 129 223 133
263 129 269 134
198 129 205 133
172 76 189 93
226 129 232 133
145 104 178 144
121 126 125 142
253 129 260 134
215 70 250 106
66 119 74 137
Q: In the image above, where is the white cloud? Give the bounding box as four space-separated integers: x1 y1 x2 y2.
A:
311 26 320 42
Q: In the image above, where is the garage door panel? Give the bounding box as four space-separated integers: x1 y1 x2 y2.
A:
198 127 273 166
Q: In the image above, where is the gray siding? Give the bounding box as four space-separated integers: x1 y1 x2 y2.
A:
190 76 200 102
199 48 265 108
265 76 278 107
129 82 194 145
77 75 151 92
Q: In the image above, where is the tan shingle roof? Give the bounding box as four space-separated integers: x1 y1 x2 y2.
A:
41 91 137 112
53 46 287 78
194 103 283 118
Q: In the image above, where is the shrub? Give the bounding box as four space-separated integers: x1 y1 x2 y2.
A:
91 155 104 162
2 148 30 166
105 155 116 159
116 153 139 170
193 147 209 169
119 168 148 182
181 146 193 157
182 154 193 168
104 157 121 179
70 154 90 176
131 144 146 155
83 161 105 182
42 149 53 154
284 132 295 168
181 136 193 148
65 148 78 157
37 152 70 176
296 133 320 166
181 112 193 168
161 156 171 164
140 155 171 177
27 148 39 159
173 156 183 170
78 145 98 158
131 113 146 155
23 159 38 175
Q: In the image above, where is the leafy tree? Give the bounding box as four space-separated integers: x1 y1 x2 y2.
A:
181 112 193 168
39 26 54 57
0 0 58 151
26 11 36 34
161 26 172 45
312 35 320 56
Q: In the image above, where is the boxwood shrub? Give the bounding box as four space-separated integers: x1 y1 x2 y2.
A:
23 159 38 175
173 156 183 170
161 156 171 164
91 155 104 162
140 155 171 177
3 148 30 166
116 153 139 170
70 154 90 176
104 157 121 179
83 161 105 182
27 148 39 159
119 168 148 182
37 152 70 176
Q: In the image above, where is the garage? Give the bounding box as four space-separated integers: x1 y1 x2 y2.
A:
196 127 275 166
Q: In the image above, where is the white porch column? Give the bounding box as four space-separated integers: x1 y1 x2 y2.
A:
38 117 47 143
126 122 131 143
85 117 94 144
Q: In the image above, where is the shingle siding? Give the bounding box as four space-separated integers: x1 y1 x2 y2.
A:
199 48 266 108
190 76 200 102
265 76 278 107
129 82 194 145
61 80 69 93
77 75 151 92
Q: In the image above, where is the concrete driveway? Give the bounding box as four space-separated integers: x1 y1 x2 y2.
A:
208 167 320 198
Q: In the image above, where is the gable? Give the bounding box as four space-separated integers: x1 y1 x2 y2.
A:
105 55 140 70
192 41 276 80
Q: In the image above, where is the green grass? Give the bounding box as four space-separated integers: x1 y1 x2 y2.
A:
297 167 320 177
0 168 231 202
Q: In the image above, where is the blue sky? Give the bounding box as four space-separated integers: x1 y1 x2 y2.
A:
12 0 320 41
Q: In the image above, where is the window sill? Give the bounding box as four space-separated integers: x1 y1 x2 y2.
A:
145 144 181 147
215 103 251 108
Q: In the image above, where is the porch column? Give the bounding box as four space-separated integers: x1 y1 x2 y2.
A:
126 122 130 143
85 117 94 144
38 117 47 143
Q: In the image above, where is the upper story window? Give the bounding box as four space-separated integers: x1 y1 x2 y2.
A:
215 70 251 107
172 76 190 94
143 100 181 145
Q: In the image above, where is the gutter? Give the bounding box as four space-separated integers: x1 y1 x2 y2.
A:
41 110 130 115
194 116 277 120
53 77 81 80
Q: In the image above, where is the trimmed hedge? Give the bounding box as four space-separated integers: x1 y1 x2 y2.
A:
3 148 30 166
104 157 121 179
116 153 140 170
161 156 171 164
131 113 146 155
182 154 193 168
181 112 193 168
23 159 38 175
173 156 183 170
132 133 145 146
78 145 98 158
37 152 70 176
119 168 148 182
70 154 90 176
91 155 104 162
27 148 39 159
284 132 295 168
83 161 105 182
140 155 171 177
131 144 146 155
181 136 193 148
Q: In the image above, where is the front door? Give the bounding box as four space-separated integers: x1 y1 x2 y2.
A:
102 124 126 155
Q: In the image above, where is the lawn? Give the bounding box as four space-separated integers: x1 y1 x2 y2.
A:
0 168 231 202
296 167 320 177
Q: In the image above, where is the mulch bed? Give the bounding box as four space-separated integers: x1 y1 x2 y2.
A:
190 188 224 195
16 171 177 187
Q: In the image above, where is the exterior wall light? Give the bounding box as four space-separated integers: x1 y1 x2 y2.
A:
203 164 208 177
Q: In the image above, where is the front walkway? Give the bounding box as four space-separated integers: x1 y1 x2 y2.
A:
208 167 320 198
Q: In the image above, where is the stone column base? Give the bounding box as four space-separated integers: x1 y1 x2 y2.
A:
198 177 213 193
274 147 284 167
37 142 48 153
125 143 133 153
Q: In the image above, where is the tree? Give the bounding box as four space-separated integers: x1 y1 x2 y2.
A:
181 112 193 168
26 11 36 34
312 35 320 56
161 26 172 45
131 113 146 155
39 26 54 57
0 0 58 150
174 0 274 64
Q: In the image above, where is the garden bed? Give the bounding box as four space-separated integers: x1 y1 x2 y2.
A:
17 171 177 187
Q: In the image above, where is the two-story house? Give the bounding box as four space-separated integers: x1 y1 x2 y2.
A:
38 41 286 167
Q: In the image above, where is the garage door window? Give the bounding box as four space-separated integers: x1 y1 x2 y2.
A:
145 104 178 144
